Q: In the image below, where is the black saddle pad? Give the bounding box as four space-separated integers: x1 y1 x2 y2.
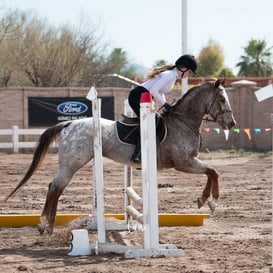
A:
116 116 167 145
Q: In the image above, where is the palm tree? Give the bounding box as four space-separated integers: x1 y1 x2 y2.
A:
236 39 273 77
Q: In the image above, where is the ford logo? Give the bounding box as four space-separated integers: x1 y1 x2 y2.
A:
57 101 88 115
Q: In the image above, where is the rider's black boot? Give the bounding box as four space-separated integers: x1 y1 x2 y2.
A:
130 127 141 163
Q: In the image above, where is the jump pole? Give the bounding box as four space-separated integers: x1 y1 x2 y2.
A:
86 86 106 245
123 99 134 224
124 92 184 258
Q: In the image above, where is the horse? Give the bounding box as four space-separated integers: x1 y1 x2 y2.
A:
5 79 236 235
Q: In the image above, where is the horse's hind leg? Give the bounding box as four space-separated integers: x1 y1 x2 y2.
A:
38 169 74 235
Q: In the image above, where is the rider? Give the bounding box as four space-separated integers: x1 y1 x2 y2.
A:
128 54 198 163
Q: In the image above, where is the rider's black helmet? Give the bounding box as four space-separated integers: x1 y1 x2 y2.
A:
175 54 197 73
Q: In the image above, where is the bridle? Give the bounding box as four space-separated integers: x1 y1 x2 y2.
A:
203 88 233 123
161 86 233 135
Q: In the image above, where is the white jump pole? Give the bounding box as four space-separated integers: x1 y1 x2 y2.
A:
86 86 106 245
139 92 159 249
124 92 184 258
123 99 134 223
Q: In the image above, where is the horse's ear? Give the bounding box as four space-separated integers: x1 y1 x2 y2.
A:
221 79 226 86
214 79 221 89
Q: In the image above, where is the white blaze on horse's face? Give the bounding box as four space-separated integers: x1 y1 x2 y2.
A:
215 87 236 130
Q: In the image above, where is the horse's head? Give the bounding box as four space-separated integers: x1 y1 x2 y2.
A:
207 79 236 130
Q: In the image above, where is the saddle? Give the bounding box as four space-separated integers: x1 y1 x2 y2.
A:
116 114 167 145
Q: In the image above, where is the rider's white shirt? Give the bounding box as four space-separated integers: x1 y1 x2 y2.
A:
140 68 178 105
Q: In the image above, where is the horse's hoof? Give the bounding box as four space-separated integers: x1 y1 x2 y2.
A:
37 224 45 235
46 226 54 235
208 199 217 213
197 197 204 209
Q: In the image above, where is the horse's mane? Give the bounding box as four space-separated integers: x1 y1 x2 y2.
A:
178 81 215 103
160 80 220 118
160 81 217 118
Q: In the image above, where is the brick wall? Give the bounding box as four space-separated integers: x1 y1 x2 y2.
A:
0 79 273 151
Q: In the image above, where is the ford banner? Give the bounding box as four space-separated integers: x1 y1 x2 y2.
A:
28 97 114 126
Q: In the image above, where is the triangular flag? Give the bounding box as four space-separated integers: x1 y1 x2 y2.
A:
86 86 97 101
234 128 240 133
254 128 261 133
224 130 229 141
204 128 210 132
244 128 251 140
255 84 273 102
214 128 220 134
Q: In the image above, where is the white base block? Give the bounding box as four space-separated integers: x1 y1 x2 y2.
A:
124 244 185 259
89 242 184 258
68 229 91 256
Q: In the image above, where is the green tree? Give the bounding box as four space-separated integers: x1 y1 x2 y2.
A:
236 39 273 77
106 48 138 79
217 67 235 78
196 39 225 77
153 59 168 67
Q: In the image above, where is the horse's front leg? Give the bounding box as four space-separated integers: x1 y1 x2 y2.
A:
197 177 211 209
208 167 219 212
176 158 219 212
197 167 219 212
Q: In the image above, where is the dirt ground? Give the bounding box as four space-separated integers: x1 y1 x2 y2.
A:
0 150 272 273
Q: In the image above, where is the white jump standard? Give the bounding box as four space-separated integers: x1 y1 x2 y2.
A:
124 92 184 258
81 87 184 258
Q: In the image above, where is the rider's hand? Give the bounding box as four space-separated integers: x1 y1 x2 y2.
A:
163 102 172 111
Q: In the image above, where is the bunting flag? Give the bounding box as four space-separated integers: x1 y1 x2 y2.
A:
203 127 271 133
244 128 251 140
201 127 271 142
223 130 229 141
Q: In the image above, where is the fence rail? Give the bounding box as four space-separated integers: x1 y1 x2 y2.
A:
0 126 53 153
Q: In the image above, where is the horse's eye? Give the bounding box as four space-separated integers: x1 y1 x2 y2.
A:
220 97 225 103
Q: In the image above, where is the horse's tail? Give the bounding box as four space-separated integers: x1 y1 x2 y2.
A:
5 121 71 201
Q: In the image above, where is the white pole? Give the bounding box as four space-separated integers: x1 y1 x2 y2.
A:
181 0 188 96
86 86 106 244
124 99 134 223
181 0 187 55
140 92 159 250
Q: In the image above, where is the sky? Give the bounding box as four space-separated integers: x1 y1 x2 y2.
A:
2 0 273 74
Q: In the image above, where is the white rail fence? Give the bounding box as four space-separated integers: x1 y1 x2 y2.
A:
0 126 55 153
